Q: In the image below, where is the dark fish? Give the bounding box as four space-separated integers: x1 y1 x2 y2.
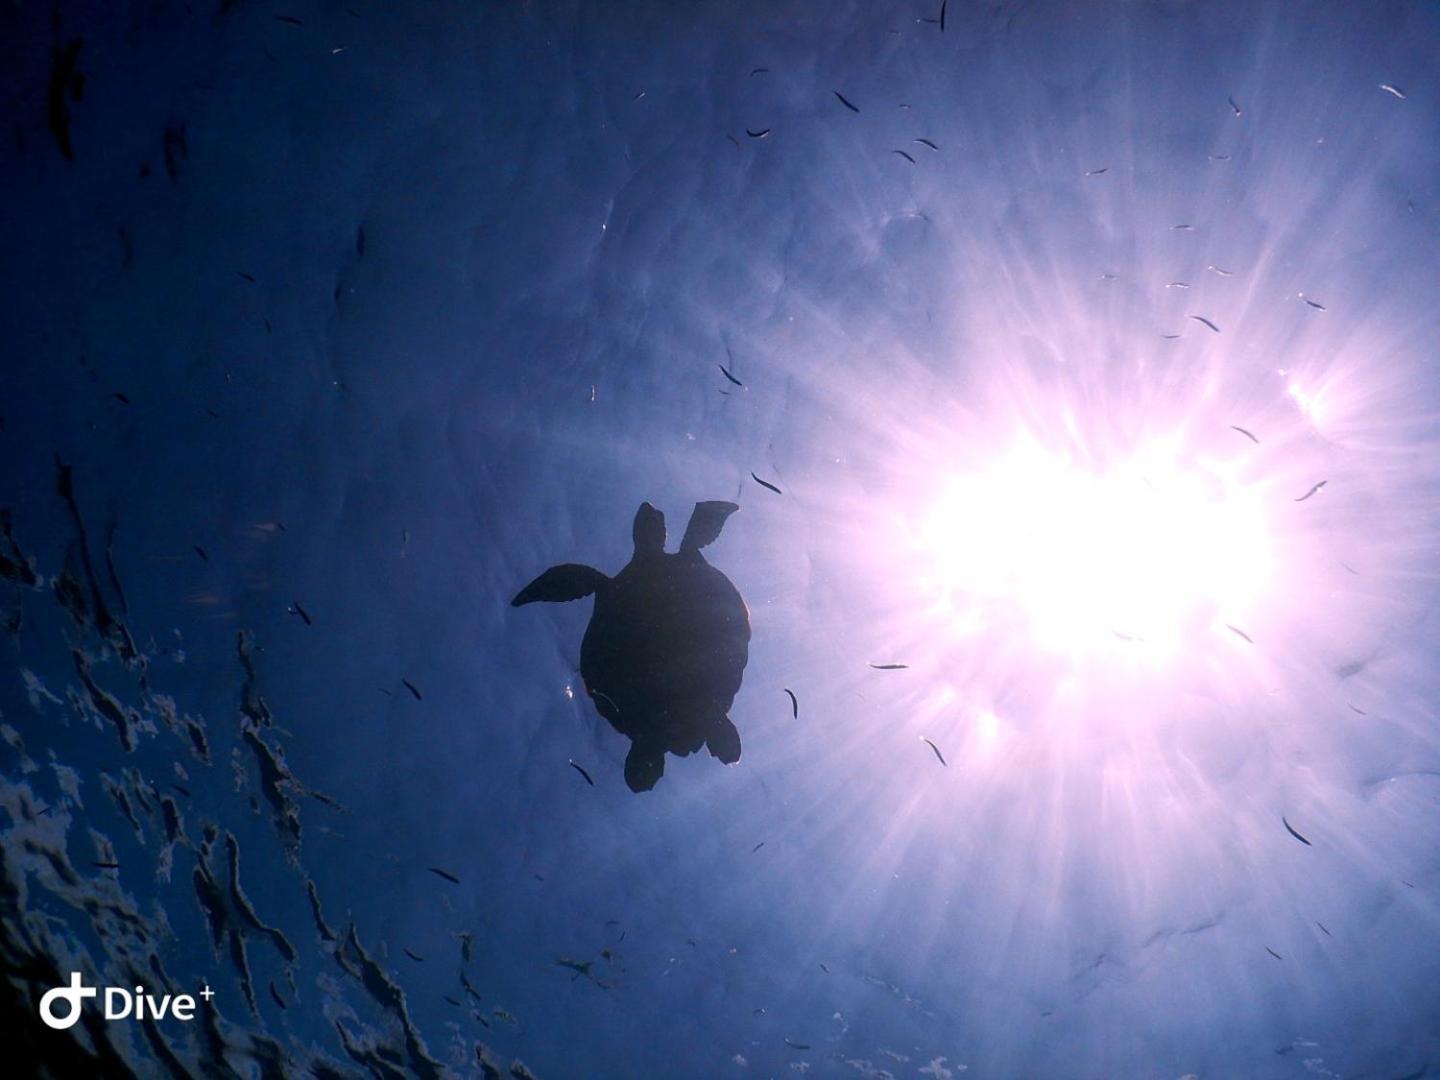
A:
1230 425 1259 443
568 760 595 787
869 663 909 670
444 995 462 1007
750 67 769 76
1161 334 1182 339
401 678 423 701
940 0 947 30
785 1038 812 1051
93 861 121 869
727 134 741 149
718 364 744 387
1379 83 1406 100
356 226 366 256
751 472 782 494
275 14 304 25
1228 96 1242 116
921 736 947 766
239 272 256 283
1316 921 1330 936
47 38 84 161
103 519 128 616
1084 167 1108 176
746 128 771 139
1171 224 1193 230
113 392 131 405
1282 817 1312 846
1293 481 1326 503
1265 947 1283 960
833 90 860 113
171 783 192 798
915 137 939 150
752 841 765 853
193 545 210 561
1302 296 1326 310
403 948 425 962
428 867 460 885
1347 703 1367 715
892 149 916 164
1189 315 1221 333
819 962 830 974
1225 624 1253 644
378 687 393 697
289 601 312 625
783 688 798 718
269 981 287 1009
631 90 646 102
1209 154 1231 160
162 121 188 181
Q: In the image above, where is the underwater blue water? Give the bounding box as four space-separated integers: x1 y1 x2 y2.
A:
2 2 1440 1077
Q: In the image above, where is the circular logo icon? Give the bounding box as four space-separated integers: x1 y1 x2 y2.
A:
39 973 97 1030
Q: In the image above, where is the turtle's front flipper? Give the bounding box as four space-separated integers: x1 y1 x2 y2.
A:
680 501 739 554
511 564 608 606
624 743 666 792
706 716 742 765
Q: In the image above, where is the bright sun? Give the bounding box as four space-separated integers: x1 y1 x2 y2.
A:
909 437 1274 657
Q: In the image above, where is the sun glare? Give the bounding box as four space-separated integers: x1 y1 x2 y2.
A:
909 438 1274 658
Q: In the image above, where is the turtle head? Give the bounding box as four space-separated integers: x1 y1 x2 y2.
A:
632 502 666 558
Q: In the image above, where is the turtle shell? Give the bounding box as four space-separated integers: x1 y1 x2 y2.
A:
580 549 749 755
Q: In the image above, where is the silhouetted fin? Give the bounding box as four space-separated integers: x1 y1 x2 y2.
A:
633 502 666 557
681 501 739 554
511 564 608 606
707 717 742 764
624 744 665 792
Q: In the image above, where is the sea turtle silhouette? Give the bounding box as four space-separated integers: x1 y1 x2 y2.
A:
512 501 750 792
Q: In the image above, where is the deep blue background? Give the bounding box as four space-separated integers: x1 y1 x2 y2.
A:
2 2 1439 1077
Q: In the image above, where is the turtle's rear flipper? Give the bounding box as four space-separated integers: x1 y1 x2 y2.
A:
624 744 666 793
680 501 739 554
511 564 608 606
706 717 742 765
